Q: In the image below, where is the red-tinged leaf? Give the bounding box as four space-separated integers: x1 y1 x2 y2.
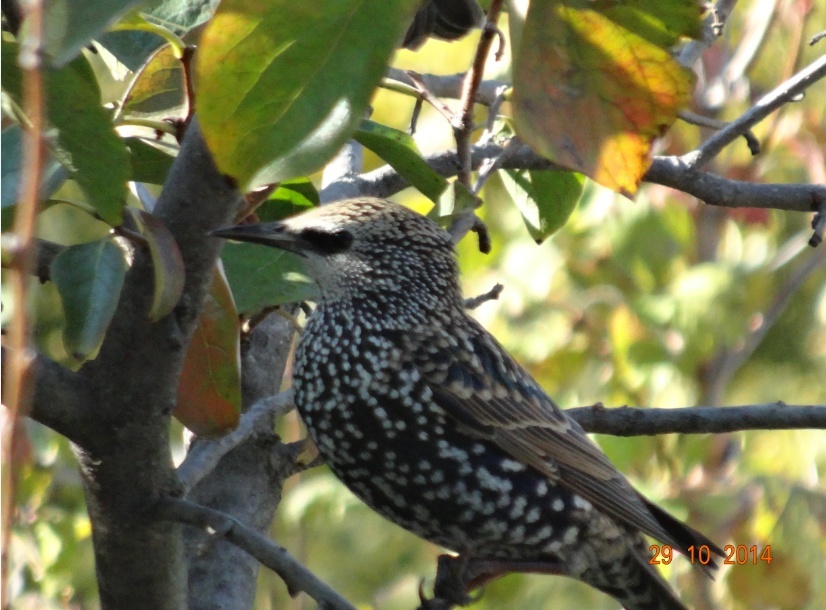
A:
195 0 420 190
126 208 185 321
175 265 242 435
512 0 700 196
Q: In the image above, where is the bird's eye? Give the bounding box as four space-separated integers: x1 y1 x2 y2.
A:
300 228 354 255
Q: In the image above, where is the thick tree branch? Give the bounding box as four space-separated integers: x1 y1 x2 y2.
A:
2 348 97 449
567 403 826 436
69 119 242 610
184 311 299 610
157 497 357 610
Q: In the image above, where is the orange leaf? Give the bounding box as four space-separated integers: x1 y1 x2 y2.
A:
175 264 242 436
512 0 699 196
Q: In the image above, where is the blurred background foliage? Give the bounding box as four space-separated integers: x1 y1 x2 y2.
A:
7 0 826 609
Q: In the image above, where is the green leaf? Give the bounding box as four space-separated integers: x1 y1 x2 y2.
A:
354 120 448 202
511 0 699 196
256 179 318 223
196 0 420 190
175 264 242 435
2 43 130 224
126 208 185 321
125 137 176 185
500 169 584 242
428 181 479 221
220 242 317 313
51 239 127 361
43 0 143 66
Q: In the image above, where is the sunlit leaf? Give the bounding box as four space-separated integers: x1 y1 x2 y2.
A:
126 208 185 321
196 0 420 190
175 265 242 435
120 44 187 121
512 0 700 196
1 42 130 224
255 179 318 222
220 242 317 313
354 119 448 202
500 169 584 242
51 239 127 361
429 181 478 221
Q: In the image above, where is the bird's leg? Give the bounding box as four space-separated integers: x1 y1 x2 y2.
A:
419 554 568 609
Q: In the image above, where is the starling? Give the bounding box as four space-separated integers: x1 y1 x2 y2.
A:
212 198 723 610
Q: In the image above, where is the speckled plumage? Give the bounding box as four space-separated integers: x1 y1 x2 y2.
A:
213 198 722 610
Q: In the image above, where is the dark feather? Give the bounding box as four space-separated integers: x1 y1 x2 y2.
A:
417 315 724 563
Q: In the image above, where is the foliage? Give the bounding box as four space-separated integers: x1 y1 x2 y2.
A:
2 0 825 609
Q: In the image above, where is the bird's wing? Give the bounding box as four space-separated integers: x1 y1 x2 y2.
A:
413 315 718 557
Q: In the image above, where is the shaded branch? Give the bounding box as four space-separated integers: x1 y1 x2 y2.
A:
321 142 824 214
2 347 98 449
566 403 826 436
175 394 826 480
177 389 295 493
156 497 357 610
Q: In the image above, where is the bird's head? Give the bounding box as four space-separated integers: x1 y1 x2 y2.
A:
212 198 463 311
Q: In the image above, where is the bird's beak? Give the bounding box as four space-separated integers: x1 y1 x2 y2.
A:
210 222 308 257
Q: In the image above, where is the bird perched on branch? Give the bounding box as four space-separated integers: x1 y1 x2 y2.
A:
403 0 485 50
212 198 723 610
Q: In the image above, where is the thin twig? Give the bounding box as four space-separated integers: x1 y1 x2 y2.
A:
464 284 504 309
155 497 357 610
406 71 457 124
685 54 826 169
3 0 46 597
454 0 505 188
384 68 508 107
678 110 760 155
177 390 295 493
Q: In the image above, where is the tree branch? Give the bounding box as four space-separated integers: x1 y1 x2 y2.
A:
2 348 98 449
156 497 357 610
177 389 295 494
684 53 826 169
322 142 824 214
566 403 826 436
174 393 826 468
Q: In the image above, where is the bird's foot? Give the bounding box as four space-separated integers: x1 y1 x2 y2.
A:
417 554 482 610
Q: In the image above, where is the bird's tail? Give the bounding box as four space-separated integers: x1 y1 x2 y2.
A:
579 540 689 610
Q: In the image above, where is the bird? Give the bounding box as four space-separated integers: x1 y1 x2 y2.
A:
403 0 485 50
211 198 723 610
